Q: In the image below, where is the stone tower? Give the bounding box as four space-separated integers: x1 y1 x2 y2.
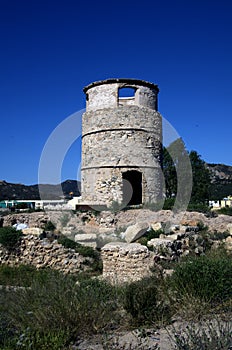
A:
81 78 162 207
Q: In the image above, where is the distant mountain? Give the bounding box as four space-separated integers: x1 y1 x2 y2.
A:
207 163 232 199
0 180 81 201
1 163 231 201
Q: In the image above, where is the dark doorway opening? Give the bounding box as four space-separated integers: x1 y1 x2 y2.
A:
122 170 142 205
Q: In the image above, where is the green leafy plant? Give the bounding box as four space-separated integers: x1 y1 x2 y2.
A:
187 203 211 213
0 227 23 251
163 198 175 210
57 235 77 250
13 329 69 350
210 230 230 241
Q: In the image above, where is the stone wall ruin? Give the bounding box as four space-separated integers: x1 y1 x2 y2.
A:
101 242 154 284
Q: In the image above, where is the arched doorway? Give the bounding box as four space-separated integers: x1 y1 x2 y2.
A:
122 170 142 205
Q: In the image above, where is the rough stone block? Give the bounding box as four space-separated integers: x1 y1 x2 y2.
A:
123 222 149 243
22 227 43 236
147 238 173 249
227 223 232 235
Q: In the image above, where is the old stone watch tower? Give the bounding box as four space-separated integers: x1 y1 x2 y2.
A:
81 78 162 207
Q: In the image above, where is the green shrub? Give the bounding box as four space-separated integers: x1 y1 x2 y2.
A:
217 206 232 216
187 203 211 213
58 235 98 258
76 244 99 259
163 198 175 210
57 235 102 272
0 264 39 287
0 227 23 251
1 269 118 347
57 235 77 250
137 228 163 247
209 230 230 241
43 220 56 231
169 252 232 303
122 276 170 326
5 329 69 350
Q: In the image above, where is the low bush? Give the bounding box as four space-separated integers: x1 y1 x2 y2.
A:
187 203 211 213
0 268 119 349
217 206 232 216
169 251 232 303
10 329 68 350
122 276 171 326
57 235 77 250
57 235 102 272
163 198 175 210
57 235 99 259
0 227 23 251
0 264 39 287
209 230 230 241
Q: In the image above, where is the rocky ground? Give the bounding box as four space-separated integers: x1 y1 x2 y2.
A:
1 208 232 250
2 208 232 235
73 327 173 349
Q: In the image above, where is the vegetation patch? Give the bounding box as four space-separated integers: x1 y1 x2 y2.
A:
0 243 231 349
121 275 171 326
169 250 232 303
0 227 23 251
136 228 164 247
57 235 102 272
217 206 232 216
170 318 232 350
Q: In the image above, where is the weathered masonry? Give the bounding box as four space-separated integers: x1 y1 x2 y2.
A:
81 78 163 207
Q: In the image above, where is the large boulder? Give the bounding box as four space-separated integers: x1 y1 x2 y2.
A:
122 222 149 243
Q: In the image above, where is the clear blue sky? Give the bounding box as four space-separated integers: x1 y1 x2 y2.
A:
1 0 231 185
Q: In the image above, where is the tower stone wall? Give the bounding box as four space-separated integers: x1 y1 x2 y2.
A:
81 78 163 207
